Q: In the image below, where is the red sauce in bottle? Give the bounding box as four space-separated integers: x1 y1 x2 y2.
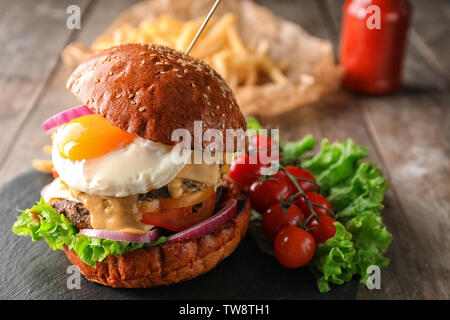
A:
339 0 412 94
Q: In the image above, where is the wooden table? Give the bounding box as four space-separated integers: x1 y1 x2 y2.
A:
0 0 448 299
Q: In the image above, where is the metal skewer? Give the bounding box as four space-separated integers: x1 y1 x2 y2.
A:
185 0 221 55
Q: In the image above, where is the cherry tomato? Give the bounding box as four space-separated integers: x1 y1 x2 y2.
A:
141 193 216 231
249 171 294 214
228 153 266 187
295 192 333 219
262 203 305 242
274 226 316 268
307 215 337 244
284 166 318 193
250 134 280 161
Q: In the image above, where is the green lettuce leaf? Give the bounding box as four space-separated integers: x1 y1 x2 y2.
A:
345 211 392 283
12 198 166 267
328 162 387 220
313 222 356 293
282 135 316 159
245 116 262 131
302 139 368 193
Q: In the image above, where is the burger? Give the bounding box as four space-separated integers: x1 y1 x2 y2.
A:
12 43 250 288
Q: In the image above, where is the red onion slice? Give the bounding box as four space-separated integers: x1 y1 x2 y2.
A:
167 199 237 242
79 228 160 243
42 105 94 133
40 183 51 198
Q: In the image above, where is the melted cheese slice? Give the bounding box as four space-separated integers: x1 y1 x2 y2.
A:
175 163 220 185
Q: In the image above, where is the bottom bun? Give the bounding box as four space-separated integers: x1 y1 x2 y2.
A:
64 197 250 288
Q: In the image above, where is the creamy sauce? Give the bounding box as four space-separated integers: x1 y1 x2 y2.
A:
70 189 150 234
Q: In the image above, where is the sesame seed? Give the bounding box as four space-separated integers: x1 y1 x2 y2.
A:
131 101 136 105
207 86 211 91
150 53 157 57
111 55 117 58
128 94 134 99
164 61 170 65
155 62 163 66
173 69 180 72
190 83 196 88
141 60 146 65
139 52 146 55
135 91 141 96
210 112 214 117
221 113 225 117
216 105 220 110
138 107 146 112
104 56 111 62
116 93 122 98
176 75 182 78
109 71 113 76
207 101 211 106
221 123 225 129
184 69 188 73
160 71 166 74
202 94 208 98
94 77 100 83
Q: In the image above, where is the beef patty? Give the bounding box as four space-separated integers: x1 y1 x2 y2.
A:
50 198 91 229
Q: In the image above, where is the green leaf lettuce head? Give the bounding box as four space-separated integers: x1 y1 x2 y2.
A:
12 198 165 267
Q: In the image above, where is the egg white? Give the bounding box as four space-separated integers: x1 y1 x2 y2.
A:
52 136 188 197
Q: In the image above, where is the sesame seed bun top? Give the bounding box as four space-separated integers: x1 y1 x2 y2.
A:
66 43 246 150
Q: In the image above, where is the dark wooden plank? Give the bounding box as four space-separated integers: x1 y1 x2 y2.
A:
324 0 450 299
0 0 140 186
409 0 450 80
360 94 450 299
0 0 91 175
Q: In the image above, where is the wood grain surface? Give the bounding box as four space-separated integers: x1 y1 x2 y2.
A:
0 0 448 299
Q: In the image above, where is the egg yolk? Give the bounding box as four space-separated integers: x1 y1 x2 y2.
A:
57 114 136 161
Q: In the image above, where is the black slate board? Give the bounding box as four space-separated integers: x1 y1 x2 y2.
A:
0 171 358 299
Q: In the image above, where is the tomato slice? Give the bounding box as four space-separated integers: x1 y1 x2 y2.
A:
140 192 217 231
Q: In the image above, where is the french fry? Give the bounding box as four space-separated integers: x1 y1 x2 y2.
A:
93 13 286 89
32 159 53 174
43 145 52 155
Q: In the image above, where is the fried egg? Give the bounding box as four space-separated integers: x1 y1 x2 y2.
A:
52 114 187 197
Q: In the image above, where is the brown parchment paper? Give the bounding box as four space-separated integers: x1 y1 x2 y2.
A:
62 0 342 116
